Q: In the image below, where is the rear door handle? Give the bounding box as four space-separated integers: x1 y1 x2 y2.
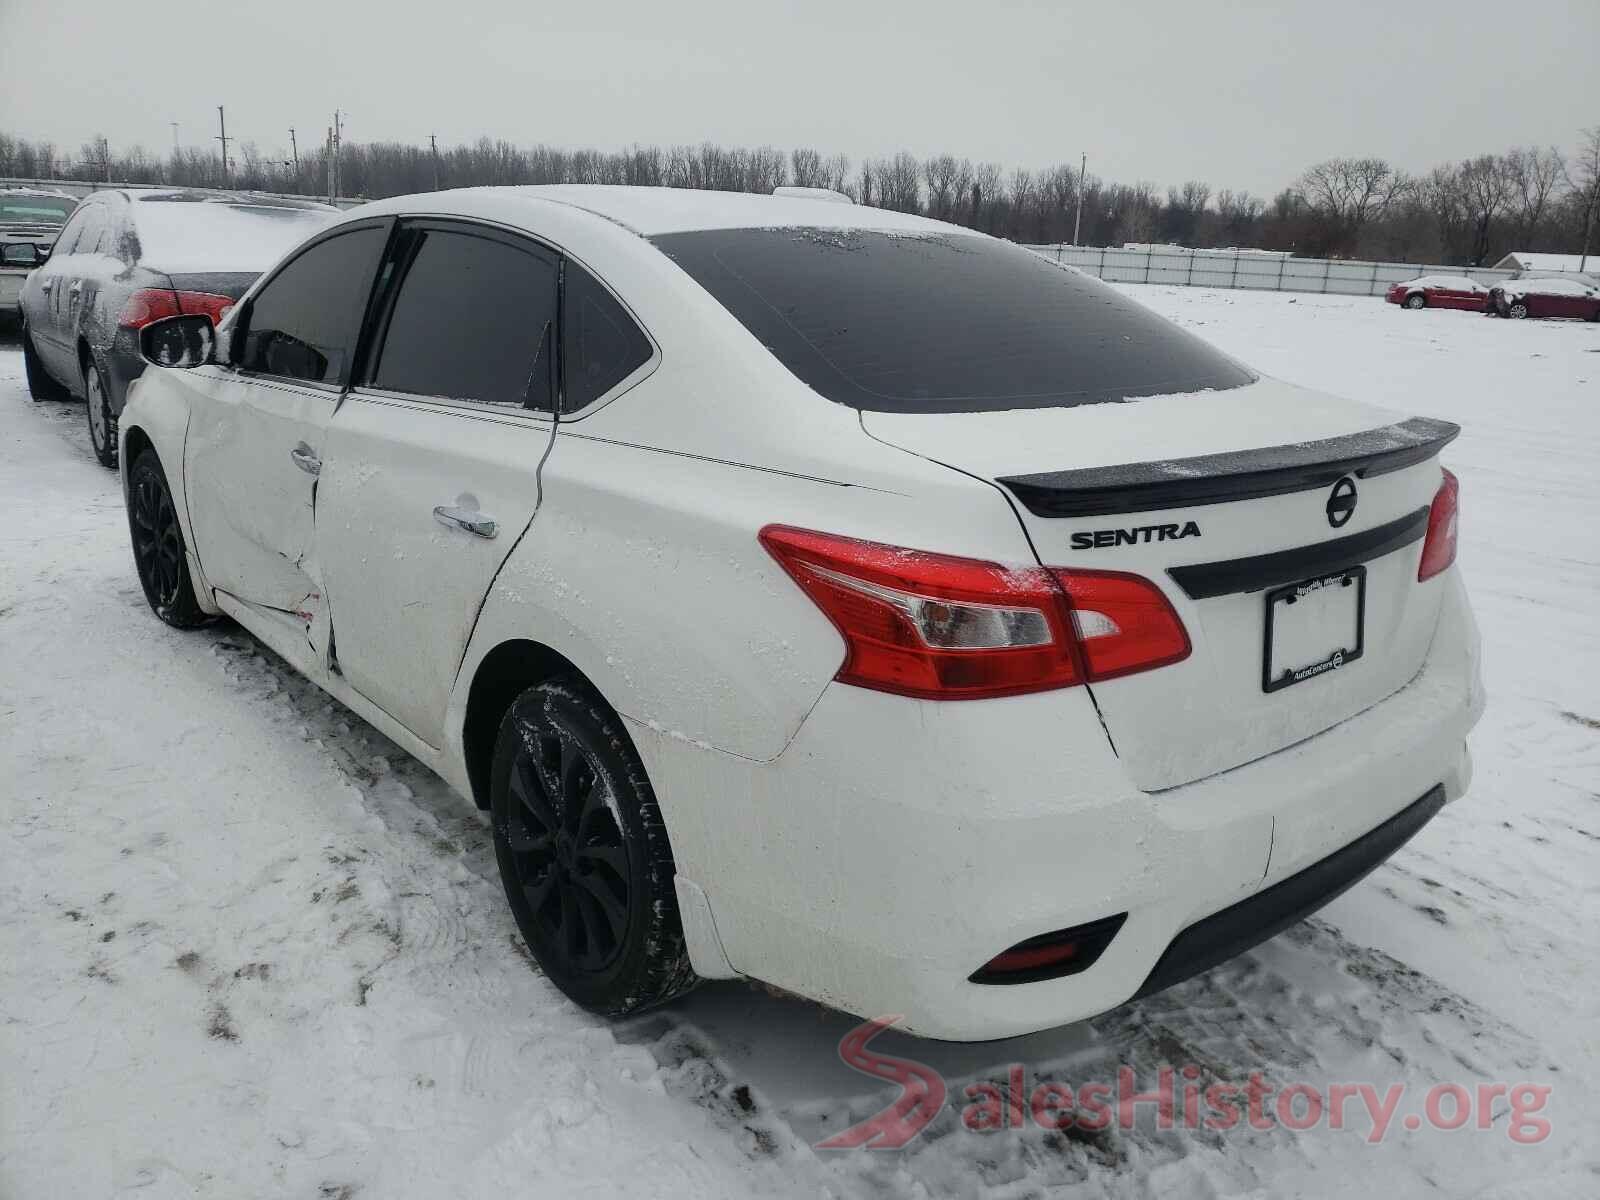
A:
68 280 82 296
289 443 321 476
40 279 53 293
433 504 497 539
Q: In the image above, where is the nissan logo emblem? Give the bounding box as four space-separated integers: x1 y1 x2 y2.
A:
1326 477 1358 528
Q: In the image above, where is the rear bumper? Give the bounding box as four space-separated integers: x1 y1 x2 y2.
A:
0 271 23 313
1136 783 1445 998
636 570 1482 1041
102 328 146 415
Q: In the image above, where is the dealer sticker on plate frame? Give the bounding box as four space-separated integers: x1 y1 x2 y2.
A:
1262 566 1366 693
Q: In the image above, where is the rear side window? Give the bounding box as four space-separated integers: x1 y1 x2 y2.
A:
239 225 388 385
68 204 108 256
562 262 652 412
651 228 1255 414
48 206 90 255
369 226 559 408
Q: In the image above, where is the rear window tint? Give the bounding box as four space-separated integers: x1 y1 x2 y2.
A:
651 228 1255 414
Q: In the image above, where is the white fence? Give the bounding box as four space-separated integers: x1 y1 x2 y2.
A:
1026 244 1515 297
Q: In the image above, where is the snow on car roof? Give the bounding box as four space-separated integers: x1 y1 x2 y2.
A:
131 193 339 273
360 184 965 238
1501 277 1596 297
1402 275 1481 289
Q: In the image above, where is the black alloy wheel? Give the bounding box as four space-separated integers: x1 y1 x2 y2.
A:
491 678 696 1015
127 450 209 628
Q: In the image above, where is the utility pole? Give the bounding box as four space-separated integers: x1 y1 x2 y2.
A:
1581 173 1598 275
430 133 439 191
170 122 180 155
326 126 335 204
332 109 343 200
216 105 231 184
1072 152 1087 247
289 128 299 176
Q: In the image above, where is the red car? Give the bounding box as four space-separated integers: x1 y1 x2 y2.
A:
1385 275 1488 312
1487 277 1600 321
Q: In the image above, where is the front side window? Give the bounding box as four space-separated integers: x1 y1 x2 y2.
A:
561 262 653 413
369 226 559 408
239 224 388 384
651 228 1256 414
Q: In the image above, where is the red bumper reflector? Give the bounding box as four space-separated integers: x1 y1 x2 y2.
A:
969 914 1128 985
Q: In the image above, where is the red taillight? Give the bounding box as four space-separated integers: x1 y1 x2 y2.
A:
1052 568 1192 681
119 288 234 330
1417 468 1459 582
759 525 1189 700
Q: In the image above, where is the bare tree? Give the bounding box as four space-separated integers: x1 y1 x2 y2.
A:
876 153 921 213
1505 145 1566 246
1456 154 1516 265
1294 157 1409 255
790 147 825 188
1566 125 1600 272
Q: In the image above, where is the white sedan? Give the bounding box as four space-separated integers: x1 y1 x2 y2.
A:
119 186 1482 1040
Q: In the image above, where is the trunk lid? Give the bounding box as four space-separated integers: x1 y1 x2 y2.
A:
861 377 1458 791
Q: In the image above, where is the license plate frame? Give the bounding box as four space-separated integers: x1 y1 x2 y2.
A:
1262 566 1366 694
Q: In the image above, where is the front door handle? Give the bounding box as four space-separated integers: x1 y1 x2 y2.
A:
40 278 53 294
68 280 82 296
289 443 321 476
433 504 497 539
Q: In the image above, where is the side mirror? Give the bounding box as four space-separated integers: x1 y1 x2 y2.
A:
1 243 42 268
139 314 215 369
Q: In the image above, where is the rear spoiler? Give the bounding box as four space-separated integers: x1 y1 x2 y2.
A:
997 417 1460 519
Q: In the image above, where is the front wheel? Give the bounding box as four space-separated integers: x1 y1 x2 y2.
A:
127 450 211 629
1508 302 1529 320
490 677 697 1016
1404 293 1426 310
84 357 118 468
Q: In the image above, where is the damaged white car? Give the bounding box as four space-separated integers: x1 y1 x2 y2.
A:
119 186 1482 1039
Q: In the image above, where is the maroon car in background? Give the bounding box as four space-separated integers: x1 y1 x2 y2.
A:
1486 277 1600 321
1384 275 1489 311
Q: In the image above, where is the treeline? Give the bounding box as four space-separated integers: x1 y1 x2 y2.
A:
3 127 1596 267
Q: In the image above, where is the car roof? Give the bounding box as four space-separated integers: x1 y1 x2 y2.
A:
355 184 965 238
124 188 336 211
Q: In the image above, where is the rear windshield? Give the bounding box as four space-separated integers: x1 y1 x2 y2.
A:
650 228 1255 413
0 195 76 225
132 199 335 273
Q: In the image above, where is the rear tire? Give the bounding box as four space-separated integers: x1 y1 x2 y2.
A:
84 356 118 469
23 328 70 402
490 676 697 1016
127 449 210 629
1508 302 1529 320
1404 293 1426 310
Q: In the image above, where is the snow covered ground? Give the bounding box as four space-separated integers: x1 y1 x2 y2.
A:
2 290 1597 1198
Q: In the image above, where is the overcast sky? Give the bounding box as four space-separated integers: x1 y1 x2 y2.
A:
3 0 1595 195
